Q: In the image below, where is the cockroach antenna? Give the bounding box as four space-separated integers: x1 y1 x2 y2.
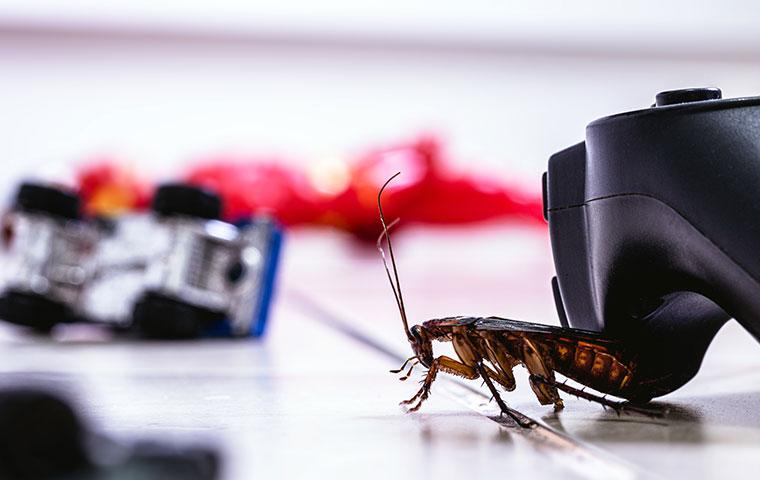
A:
377 172 413 342
377 218 402 309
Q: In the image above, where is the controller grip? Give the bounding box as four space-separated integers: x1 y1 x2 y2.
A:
625 292 729 397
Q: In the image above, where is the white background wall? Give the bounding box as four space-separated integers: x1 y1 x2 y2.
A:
1 1 759 193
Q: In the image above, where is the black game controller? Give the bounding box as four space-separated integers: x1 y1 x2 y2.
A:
545 88 760 392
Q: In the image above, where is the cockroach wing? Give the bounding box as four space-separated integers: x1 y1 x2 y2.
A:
474 317 648 400
474 317 607 338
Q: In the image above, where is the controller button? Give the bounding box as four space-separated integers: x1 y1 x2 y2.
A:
655 87 722 106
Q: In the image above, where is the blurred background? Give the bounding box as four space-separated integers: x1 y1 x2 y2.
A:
3 3 760 479
1 0 760 192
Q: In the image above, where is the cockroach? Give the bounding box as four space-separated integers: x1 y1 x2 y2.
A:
377 173 661 426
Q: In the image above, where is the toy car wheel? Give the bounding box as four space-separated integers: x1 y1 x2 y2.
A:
132 293 224 340
14 183 81 221
151 184 221 220
0 291 71 333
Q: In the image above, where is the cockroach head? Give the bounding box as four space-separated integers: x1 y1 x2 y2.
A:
410 325 434 367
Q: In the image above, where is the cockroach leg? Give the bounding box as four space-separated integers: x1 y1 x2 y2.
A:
520 338 564 409
390 356 418 374
398 361 418 381
401 367 439 411
402 356 478 412
529 375 663 418
480 363 517 392
476 363 535 428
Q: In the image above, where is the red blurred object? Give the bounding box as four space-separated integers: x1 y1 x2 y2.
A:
186 159 322 225
313 136 438 239
313 135 544 240
76 136 544 240
77 160 151 217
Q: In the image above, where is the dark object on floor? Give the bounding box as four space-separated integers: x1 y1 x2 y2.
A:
0 388 90 479
0 388 220 480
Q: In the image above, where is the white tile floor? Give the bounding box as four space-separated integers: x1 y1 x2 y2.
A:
2 225 760 479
